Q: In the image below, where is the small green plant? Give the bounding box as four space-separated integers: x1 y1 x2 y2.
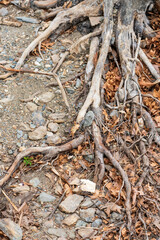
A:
23 156 33 166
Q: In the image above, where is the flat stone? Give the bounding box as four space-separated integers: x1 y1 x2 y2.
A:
26 102 37 112
59 194 84 213
48 228 67 238
48 122 59 133
47 134 61 145
79 208 96 223
28 126 47 140
0 218 22 240
81 197 93 209
29 177 40 187
63 213 79 226
38 192 56 203
38 92 54 103
78 227 96 239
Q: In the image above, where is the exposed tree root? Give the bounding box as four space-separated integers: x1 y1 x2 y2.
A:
92 122 132 230
0 135 84 187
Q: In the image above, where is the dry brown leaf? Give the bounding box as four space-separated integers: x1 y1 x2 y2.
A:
101 202 122 216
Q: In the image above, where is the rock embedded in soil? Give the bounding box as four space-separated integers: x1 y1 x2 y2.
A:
81 197 93 209
38 192 56 203
48 122 59 133
78 227 97 239
46 134 61 145
28 126 47 140
79 208 96 222
29 177 40 187
91 219 103 227
38 92 54 103
63 213 79 226
47 228 67 238
13 185 30 193
32 111 45 127
26 102 38 112
76 220 87 227
0 218 22 240
59 194 84 213
83 111 95 127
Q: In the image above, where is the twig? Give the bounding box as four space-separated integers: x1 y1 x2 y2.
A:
92 122 132 230
142 93 160 105
1 189 19 212
48 190 66 219
138 212 149 240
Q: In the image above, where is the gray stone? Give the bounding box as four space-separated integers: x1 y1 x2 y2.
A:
75 78 81 88
0 218 22 240
76 220 87 227
47 134 61 145
29 177 40 187
0 8 8 17
91 219 102 227
67 229 76 239
84 154 94 163
80 208 96 223
16 16 40 24
83 111 94 127
28 126 47 140
78 228 96 239
17 130 23 139
55 214 64 225
110 110 119 118
63 213 79 226
32 111 45 127
59 194 84 213
26 102 37 112
43 220 54 228
8 149 14 155
48 228 67 238
38 192 56 203
38 92 54 103
110 212 123 222
81 198 93 209
48 122 59 133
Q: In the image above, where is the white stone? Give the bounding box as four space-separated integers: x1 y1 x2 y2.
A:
79 179 96 194
13 185 30 193
59 194 84 213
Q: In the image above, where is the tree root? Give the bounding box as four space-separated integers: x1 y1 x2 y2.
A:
92 122 132 230
0 135 84 187
77 0 113 123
